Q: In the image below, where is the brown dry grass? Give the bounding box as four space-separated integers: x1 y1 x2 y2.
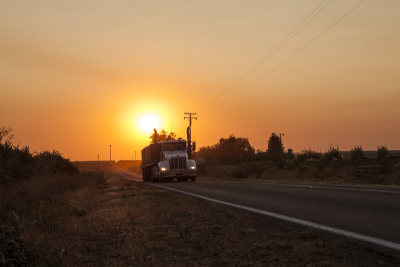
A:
1 171 399 266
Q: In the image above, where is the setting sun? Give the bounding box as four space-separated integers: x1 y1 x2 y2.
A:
138 114 160 132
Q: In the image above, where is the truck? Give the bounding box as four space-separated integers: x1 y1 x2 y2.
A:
141 129 197 182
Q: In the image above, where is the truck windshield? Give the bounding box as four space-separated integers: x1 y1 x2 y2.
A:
163 142 186 151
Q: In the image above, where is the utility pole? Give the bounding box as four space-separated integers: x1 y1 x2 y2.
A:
98 154 99 162
135 151 136 165
109 145 111 161
184 112 197 127
184 112 197 159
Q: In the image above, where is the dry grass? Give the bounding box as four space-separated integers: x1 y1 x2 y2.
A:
1 171 399 266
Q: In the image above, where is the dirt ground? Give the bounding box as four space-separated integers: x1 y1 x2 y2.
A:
1 171 400 266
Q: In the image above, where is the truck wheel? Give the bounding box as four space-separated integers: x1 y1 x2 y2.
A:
142 170 145 181
190 177 196 182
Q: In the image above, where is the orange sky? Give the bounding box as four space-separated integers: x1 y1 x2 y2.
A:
1 1 399 161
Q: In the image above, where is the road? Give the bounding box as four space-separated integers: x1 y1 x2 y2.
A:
117 170 400 250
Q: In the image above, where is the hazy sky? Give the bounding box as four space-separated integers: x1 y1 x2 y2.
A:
1 0 399 161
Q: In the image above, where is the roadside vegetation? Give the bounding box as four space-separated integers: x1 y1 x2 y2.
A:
0 126 79 185
195 133 400 186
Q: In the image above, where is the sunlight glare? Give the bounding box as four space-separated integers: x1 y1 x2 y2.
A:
138 114 160 132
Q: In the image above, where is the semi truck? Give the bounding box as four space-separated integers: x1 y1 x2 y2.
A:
141 129 197 182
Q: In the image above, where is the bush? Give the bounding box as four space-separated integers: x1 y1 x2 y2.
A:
350 146 363 166
34 150 79 176
377 145 389 161
377 146 392 174
316 157 327 171
0 126 79 184
325 145 341 162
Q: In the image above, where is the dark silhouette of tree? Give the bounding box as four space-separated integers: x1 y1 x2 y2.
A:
150 129 178 143
167 132 177 140
198 134 255 163
267 132 284 155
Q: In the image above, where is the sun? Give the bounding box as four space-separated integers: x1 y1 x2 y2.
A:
138 114 161 132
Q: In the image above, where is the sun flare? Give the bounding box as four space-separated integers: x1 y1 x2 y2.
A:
138 114 161 132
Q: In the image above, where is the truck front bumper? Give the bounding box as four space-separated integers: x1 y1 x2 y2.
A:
159 170 197 179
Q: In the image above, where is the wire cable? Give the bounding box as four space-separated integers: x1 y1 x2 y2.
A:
191 128 220 140
193 0 331 111
201 0 365 112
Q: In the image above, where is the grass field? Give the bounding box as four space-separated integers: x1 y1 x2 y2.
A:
1 171 400 266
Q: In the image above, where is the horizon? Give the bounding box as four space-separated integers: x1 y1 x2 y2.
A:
1 1 399 161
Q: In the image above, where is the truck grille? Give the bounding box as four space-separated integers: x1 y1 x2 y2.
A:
170 157 186 170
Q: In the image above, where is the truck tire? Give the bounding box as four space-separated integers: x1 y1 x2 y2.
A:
190 177 196 182
142 170 145 181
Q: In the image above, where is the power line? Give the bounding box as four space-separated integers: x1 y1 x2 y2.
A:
191 128 219 140
201 0 365 113
193 0 332 111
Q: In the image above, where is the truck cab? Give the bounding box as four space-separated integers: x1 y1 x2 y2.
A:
141 139 197 182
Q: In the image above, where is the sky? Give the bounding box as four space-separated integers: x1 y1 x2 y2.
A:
1 0 399 161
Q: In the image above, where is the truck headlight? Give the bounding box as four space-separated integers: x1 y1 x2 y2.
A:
190 166 196 170
161 167 167 171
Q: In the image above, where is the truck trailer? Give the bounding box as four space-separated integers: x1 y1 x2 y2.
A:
141 129 197 182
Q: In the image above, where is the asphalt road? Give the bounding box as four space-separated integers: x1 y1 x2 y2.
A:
117 170 400 248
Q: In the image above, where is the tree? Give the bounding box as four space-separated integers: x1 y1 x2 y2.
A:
267 132 284 156
197 134 255 163
149 129 178 143
167 132 177 140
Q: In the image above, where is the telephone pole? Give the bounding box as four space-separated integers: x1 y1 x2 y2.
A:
109 145 111 161
135 151 136 165
98 154 99 162
184 112 197 159
184 112 197 127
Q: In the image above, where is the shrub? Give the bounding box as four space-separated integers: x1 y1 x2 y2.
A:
299 149 321 161
0 126 79 184
325 145 341 162
350 146 363 166
316 157 327 171
377 145 389 161
377 146 392 174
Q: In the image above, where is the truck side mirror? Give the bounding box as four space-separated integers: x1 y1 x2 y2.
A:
192 141 196 152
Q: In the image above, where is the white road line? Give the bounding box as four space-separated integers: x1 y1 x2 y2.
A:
150 183 400 251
